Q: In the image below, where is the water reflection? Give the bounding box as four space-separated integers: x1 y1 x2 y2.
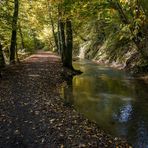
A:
60 60 148 148
114 103 132 123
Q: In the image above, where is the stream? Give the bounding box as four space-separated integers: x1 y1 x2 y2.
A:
60 60 148 148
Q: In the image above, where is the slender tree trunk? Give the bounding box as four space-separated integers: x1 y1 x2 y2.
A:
47 0 58 52
31 29 37 50
50 13 58 52
57 20 62 54
65 18 73 69
15 43 20 63
0 43 5 67
18 23 25 50
33 35 37 50
59 20 66 63
0 43 5 78
114 1 129 24
10 0 19 64
57 4 63 54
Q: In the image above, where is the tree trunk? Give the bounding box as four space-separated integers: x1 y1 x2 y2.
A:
18 23 25 50
57 20 62 54
0 43 5 78
114 1 129 24
59 20 66 64
10 0 19 64
57 3 74 69
58 18 74 69
47 0 58 52
0 43 5 67
65 18 73 69
50 13 59 52
15 43 20 63
33 34 37 50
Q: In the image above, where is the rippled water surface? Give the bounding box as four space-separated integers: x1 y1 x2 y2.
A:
60 60 148 148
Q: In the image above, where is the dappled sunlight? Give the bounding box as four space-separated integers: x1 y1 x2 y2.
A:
24 51 61 64
28 74 40 77
78 41 91 59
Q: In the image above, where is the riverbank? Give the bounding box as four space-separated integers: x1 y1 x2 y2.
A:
0 51 131 147
93 58 148 82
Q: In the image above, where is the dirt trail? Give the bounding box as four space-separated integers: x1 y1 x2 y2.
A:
0 51 131 147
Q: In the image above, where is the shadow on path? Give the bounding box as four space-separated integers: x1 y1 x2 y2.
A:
0 51 130 147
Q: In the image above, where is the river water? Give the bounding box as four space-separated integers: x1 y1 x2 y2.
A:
60 60 148 148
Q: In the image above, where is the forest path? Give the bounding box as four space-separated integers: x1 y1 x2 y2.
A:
0 51 130 147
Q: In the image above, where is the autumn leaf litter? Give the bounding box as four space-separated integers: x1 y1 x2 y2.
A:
0 51 132 148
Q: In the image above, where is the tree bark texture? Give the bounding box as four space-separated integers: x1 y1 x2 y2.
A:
47 0 59 52
10 0 19 64
57 20 62 54
0 43 5 68
58 19 73 69
59 20 66 64
65 19 73 69
18 23 25 50
0 43 5 78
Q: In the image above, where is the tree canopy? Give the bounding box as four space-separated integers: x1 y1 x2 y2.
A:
0 0 148 70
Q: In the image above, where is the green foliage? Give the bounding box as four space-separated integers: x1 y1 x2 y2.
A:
0 0 148 67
